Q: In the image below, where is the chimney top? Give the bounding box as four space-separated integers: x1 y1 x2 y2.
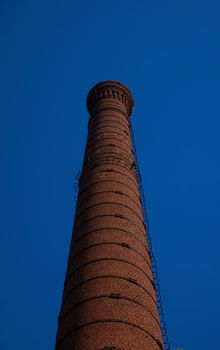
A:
86 80 134 117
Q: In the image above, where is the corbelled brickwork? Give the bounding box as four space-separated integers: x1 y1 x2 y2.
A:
55 81 164 350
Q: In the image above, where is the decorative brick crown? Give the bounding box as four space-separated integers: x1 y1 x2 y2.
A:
86 80 134 117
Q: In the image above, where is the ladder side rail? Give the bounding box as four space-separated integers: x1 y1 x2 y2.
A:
129 117 171 350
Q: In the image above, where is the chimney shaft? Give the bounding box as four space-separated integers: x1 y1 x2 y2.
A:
55 81 163 350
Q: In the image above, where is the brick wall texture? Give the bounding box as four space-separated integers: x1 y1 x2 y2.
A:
55 81 164 350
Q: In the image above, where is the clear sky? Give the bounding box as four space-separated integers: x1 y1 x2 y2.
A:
1 1 220 349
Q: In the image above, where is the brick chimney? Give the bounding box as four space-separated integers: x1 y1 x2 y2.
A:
55 81 164 350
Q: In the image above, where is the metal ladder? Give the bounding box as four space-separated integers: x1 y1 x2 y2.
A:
129 117 171 350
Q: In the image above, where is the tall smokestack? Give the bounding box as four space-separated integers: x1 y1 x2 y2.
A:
55 81 164 350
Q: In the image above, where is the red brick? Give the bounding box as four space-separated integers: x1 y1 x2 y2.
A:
55 81 163 350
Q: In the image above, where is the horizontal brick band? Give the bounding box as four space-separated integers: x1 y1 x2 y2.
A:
62 275 157 308
56 319 163 350
89 118 129 131
59 294 161 329
86 135 132 153
88 105 130 119
76 196 142 223
85 140 133 155
56 322 163 350
85 143 134 160
79 179 140 202
89 125 131 141
78 179 141 207
73 214 146 237
71 227 149 252
80 167 140 194
67 254 152 289
65 257 154 287
87 131 131 147
88 112 129 127
83 151 134 170
83 159 136 175
68 242 151 272
76 201 144 226
89 116 129 130
89 124 131 139
76 190 142 213
88 104 131 121
60 275 159 319
73 215 146 240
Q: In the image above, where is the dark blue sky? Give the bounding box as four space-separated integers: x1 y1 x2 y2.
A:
1 1 220 349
